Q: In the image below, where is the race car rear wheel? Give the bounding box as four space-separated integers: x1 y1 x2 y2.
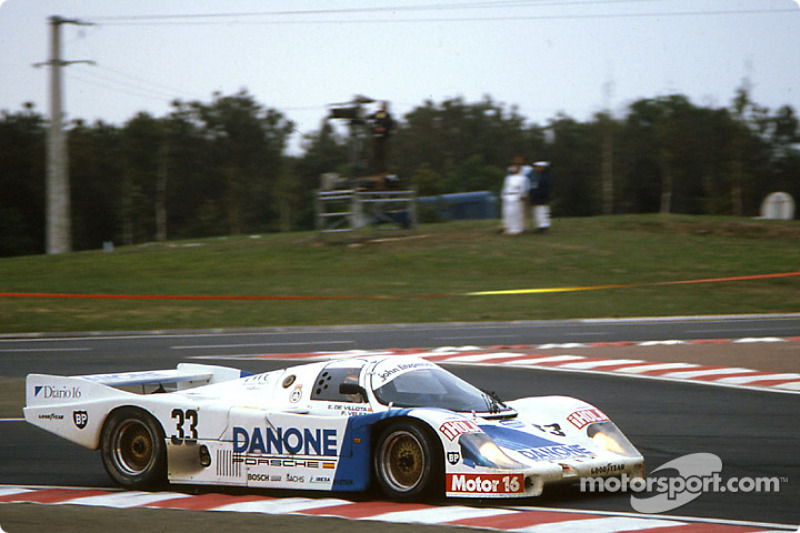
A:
100 407 167 489
374 421 442 500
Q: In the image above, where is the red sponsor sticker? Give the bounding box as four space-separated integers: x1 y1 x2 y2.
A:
447 473 524 494
567 408 609 429
439 419 481 441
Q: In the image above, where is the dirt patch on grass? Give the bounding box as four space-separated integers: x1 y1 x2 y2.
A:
621 218 800 240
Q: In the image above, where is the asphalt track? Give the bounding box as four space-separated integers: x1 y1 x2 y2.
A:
1 316 798 529
1 314 798 377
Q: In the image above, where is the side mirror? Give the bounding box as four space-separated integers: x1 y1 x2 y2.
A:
339 383 367 402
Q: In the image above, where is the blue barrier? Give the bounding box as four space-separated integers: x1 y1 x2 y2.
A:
417 191 499 220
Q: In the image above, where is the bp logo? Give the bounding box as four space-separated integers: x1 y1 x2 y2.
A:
73 411 88 429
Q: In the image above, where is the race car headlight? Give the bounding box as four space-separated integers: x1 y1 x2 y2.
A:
459 433 524 469
587 422 639 457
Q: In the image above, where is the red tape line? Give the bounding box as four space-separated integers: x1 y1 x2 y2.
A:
0 272 797 301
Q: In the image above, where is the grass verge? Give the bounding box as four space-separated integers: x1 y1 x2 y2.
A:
1 215 798 333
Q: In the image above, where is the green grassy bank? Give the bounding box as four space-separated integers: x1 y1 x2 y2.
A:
1 215 798 333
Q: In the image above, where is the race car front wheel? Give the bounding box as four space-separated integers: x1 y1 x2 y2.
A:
374 420 442 500
100 407 167 489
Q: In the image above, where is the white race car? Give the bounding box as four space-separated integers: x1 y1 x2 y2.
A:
24 356 644 499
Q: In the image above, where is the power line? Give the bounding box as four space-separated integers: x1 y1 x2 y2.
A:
81 1 797 25
89 11 798 27
79 64 205 101
66 71 180 104
66 68 329 120
63 59 332 114
83 1 668 21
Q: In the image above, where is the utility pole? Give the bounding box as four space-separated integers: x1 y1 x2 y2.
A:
600 71 615 216
36 16 93 254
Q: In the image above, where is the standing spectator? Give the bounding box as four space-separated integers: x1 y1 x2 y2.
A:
501 158 529 235
370 101 394 175
529 161 552 233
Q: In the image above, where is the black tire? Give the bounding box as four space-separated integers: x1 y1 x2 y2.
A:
373 420 442 500
100 407 167 489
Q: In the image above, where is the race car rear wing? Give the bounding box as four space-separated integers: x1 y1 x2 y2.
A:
24 363 251 450
78 363 248 389
26 362 249 407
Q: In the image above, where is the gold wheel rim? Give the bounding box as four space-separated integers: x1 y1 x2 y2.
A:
382 431 425 491
114 420 155 475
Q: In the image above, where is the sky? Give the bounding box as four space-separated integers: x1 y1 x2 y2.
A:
1 0 798 154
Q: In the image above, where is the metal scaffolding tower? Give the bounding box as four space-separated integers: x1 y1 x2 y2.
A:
315 189 417 234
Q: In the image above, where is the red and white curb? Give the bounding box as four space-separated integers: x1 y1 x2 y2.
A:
0 486 794 532
202 336 800 394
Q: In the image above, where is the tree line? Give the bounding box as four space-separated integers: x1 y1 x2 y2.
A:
1 86 798 256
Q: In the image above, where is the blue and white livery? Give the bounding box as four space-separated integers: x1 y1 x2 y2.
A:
24 356 644 499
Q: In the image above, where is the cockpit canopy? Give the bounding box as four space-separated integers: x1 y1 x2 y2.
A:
311 357 514 415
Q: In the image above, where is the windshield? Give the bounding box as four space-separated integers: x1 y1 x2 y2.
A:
371 364 512 414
